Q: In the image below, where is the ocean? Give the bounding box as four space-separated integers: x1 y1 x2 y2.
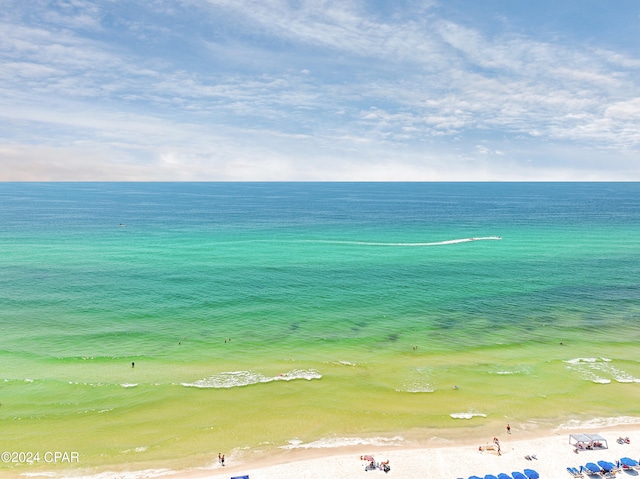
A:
1 182 639 476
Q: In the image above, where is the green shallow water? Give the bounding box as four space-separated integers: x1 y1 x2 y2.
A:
1 183 640 476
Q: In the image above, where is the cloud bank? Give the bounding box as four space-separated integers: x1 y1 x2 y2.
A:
0 0 639 180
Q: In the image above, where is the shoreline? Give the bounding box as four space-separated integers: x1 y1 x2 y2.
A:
188 423 640 479
16 420 636 479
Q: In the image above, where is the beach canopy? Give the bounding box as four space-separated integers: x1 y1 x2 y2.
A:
584 462 601 473
523 469 539 479
621 457 639 467
511 472 527 479
569 433 608 449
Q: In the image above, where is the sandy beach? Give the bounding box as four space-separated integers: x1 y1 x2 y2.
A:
170 424 640 479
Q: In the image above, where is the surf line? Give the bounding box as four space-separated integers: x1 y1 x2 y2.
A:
305 236 502 247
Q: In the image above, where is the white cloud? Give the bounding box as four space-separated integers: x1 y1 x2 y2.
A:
605 98 640 121
0 0 639 180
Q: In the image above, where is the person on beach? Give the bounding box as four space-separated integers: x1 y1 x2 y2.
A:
221 454 225 466
218 453 221 463
507 424 511 434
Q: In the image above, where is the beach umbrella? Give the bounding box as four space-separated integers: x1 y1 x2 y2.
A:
584 462 601 474
523 469 539 479
597 460 615 472
511 472 527 479
484 475 498 479
468 476 483 479
362 455 375 462
621 457 639 468
497 474 512 479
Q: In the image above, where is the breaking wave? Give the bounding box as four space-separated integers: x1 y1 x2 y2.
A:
281 435 405 449
564 358 640 384
450 412 487 420
181 369 322 389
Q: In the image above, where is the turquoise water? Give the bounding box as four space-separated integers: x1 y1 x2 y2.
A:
1 183 640 475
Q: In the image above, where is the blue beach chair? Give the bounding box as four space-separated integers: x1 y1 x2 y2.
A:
584 462 601 475
620 457 639 469
597 460 615 473
566 466 583 477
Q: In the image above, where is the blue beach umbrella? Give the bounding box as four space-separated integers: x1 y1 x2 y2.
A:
584 462 601 474
621 457 639 467
597 461 615 472
484 475 498 479
469 476 483 479
511 472 527 479
523 469 539 479
497 474 512 479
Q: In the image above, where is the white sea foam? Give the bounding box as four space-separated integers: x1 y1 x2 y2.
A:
181 369 322 389
565 357 640 384
122 446 149 454
556 416 640 431
281 435 404 449
335 360 357 366
121 383 139 388
565 357 611 364
401 385 435 393
605 365 640 383
397 368 435 393
62 468 175 479
450 412 487 420
398 381 435 393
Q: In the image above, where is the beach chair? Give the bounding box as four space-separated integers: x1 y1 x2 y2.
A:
583 462 602 476
620 457 639 470
566 466 583 477
597 460 615 472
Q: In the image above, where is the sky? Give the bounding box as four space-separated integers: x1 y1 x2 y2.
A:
1 0 639 181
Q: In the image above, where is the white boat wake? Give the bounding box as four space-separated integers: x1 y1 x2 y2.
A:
306 236 502 247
